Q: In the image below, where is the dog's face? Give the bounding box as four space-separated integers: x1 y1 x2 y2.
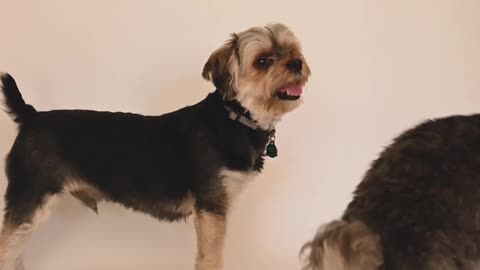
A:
203 23 311 129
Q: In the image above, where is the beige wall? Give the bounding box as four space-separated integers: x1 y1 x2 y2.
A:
0 0 479 269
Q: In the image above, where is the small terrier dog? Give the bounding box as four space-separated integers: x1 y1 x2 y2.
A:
302 115 480 270
0 23 310 270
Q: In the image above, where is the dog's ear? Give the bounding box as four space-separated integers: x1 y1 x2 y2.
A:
202 34 239 100
300 220 383 270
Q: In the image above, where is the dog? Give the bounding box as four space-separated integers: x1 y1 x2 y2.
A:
0 23 310 270
301 115 480 270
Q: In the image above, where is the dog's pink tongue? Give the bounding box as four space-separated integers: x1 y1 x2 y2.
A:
279 85 303 96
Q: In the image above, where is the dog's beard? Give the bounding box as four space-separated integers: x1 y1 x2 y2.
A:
235 79 303 129
234 66 308 130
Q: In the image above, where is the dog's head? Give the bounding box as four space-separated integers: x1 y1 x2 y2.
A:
301 220 383 270
203 23 311 130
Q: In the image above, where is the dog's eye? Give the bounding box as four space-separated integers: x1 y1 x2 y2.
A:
254 56 274 69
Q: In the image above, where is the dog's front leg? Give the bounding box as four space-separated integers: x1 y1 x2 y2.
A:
194 210 226 270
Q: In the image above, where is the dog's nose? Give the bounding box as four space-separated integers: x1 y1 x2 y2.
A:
287 58 303 73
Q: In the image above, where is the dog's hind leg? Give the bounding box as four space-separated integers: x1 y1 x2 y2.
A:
0 131 68 269
0 191 61 270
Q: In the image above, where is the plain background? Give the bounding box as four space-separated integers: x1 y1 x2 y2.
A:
0 0 479 269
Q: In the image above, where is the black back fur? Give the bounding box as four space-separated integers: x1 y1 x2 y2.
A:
0 74 270 225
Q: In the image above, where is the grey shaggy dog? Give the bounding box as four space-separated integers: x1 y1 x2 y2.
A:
302 115 480 270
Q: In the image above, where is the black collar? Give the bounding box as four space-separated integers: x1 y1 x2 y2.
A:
214 89 259 130
215 90 278 158
224 105 260 130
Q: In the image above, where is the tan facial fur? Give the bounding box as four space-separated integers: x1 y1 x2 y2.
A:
203 23 311 130
301 220 383 270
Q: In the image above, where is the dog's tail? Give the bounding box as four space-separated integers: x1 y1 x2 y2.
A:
1 73 37 124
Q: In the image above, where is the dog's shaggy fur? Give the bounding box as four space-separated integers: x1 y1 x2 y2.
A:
0 23 310 270
302 115 480 270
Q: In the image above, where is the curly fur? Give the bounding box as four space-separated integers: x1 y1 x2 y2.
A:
303 115 480 270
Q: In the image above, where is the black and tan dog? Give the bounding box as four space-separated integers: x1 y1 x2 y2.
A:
0 23 310 270
302 115 480 270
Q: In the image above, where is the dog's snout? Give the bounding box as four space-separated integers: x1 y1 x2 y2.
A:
287 58 303 72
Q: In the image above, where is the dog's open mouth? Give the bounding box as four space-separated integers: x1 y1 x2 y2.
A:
275 85 303 100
